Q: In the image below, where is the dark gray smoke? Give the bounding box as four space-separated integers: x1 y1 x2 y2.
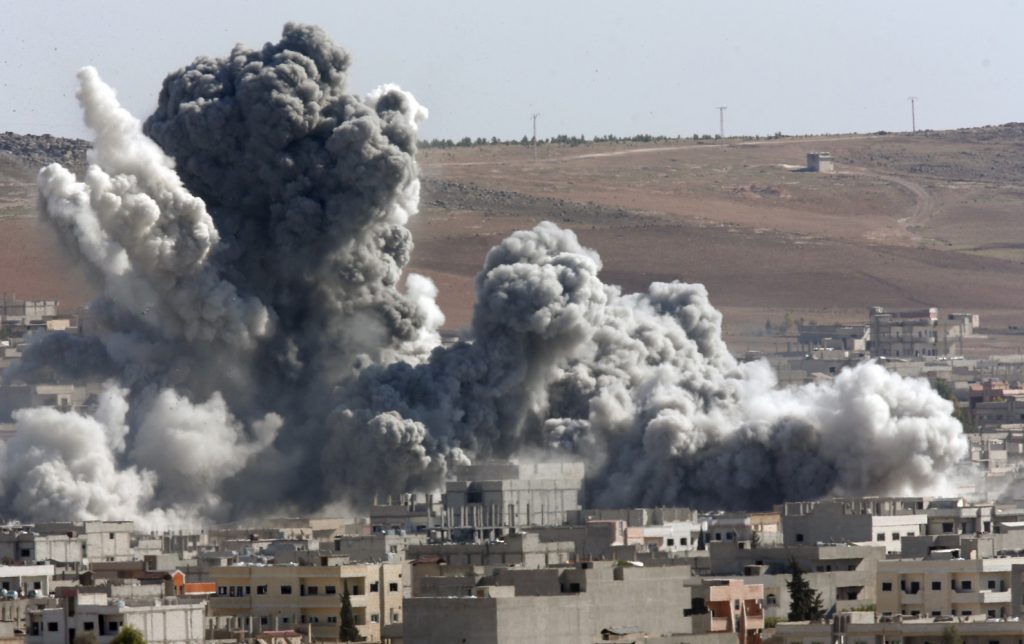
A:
1 24 967 526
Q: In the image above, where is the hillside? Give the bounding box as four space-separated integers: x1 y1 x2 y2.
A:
2 127 1023 355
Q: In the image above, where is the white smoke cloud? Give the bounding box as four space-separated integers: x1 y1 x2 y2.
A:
2 383 155 522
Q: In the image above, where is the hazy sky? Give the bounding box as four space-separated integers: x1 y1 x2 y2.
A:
2 0 1021 142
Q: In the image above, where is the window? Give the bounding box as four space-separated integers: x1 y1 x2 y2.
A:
281 617 290 625
389 582 399 592
19 548 30 558
389 545 399 554
351 585 361 595
370 614 380 624
962 611 972 616
877 533 885 541
370 582 379 593
942 522 954 533
932 581 941 590
327 616 337 624
257 585 268 595
109 533 115 539
47 623 59 632
796 534 804 543
83 622 94 632
667 538 675 546
715 533 722 541
325 585 336 595
988 610 997 618
962 581 972 590
882 582 893 592
307 586 319 595
891 532 899 541
217 586 227 596
281 585 292 595
932 612 941 617
260 617 268 626
766 594 777 607
681 538 688 546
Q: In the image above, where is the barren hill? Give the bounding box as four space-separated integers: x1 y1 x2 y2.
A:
2 128 1023 354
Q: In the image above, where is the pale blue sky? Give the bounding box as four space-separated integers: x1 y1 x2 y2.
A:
2 0 1021 141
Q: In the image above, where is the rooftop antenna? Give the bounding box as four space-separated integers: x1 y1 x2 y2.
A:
908 97 917 133
716 106 727 138
532 113 540 160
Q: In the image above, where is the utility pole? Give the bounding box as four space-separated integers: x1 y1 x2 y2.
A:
716 106 727 138
531 113 540 160
908 96 917 133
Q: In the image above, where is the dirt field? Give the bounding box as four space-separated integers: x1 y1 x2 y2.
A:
2 127 1023 356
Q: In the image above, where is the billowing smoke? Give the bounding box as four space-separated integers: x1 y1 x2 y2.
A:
1 24 967 526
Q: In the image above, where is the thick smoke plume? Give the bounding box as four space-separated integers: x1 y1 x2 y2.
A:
1 24 967 526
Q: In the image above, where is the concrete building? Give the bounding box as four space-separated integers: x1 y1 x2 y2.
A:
797 324 870 352
370 493 442 535
27 591 205 644
775 611 1024 644
329 532 426 564
408 532 574 570
703 578 765 644
0 564 55 597
968 380 1024 430
925 499 993 536
781 498 929 554
876 556 1024 619
702 543 884 620
441 462 585 540
404 561 725 644
0 296 59 329
207 562 402 642
0 528 82 566
807 152 835 173
870 307 941 358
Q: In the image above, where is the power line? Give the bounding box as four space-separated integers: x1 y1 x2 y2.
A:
716 106 727 138
531 112 540 160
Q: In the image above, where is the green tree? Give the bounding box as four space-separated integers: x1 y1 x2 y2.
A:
340 588 361 642
109 625 146 644
934 379 974 432
786 560 824 621
941 626 962 644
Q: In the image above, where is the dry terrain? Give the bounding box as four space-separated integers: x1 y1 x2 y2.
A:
2 127 1023 356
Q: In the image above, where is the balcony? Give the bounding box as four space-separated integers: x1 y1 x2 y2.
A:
900 591 923 605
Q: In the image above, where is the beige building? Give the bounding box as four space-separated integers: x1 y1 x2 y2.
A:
781 498 928 554
27 592 205 644
876 556 1023 619
207 563 402 642
775 611 1024 644
404 561 722 644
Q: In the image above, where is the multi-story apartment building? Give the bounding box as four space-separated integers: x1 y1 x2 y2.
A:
777 611 1024 644
925 499 993 536
404 561 745 644
438 461 585 541
781 498 928 554
207 563 402 642
27 591 205 644
870 307 940 358
876 556 1024 619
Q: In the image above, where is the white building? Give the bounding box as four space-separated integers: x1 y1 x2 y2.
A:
28 592 205 644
